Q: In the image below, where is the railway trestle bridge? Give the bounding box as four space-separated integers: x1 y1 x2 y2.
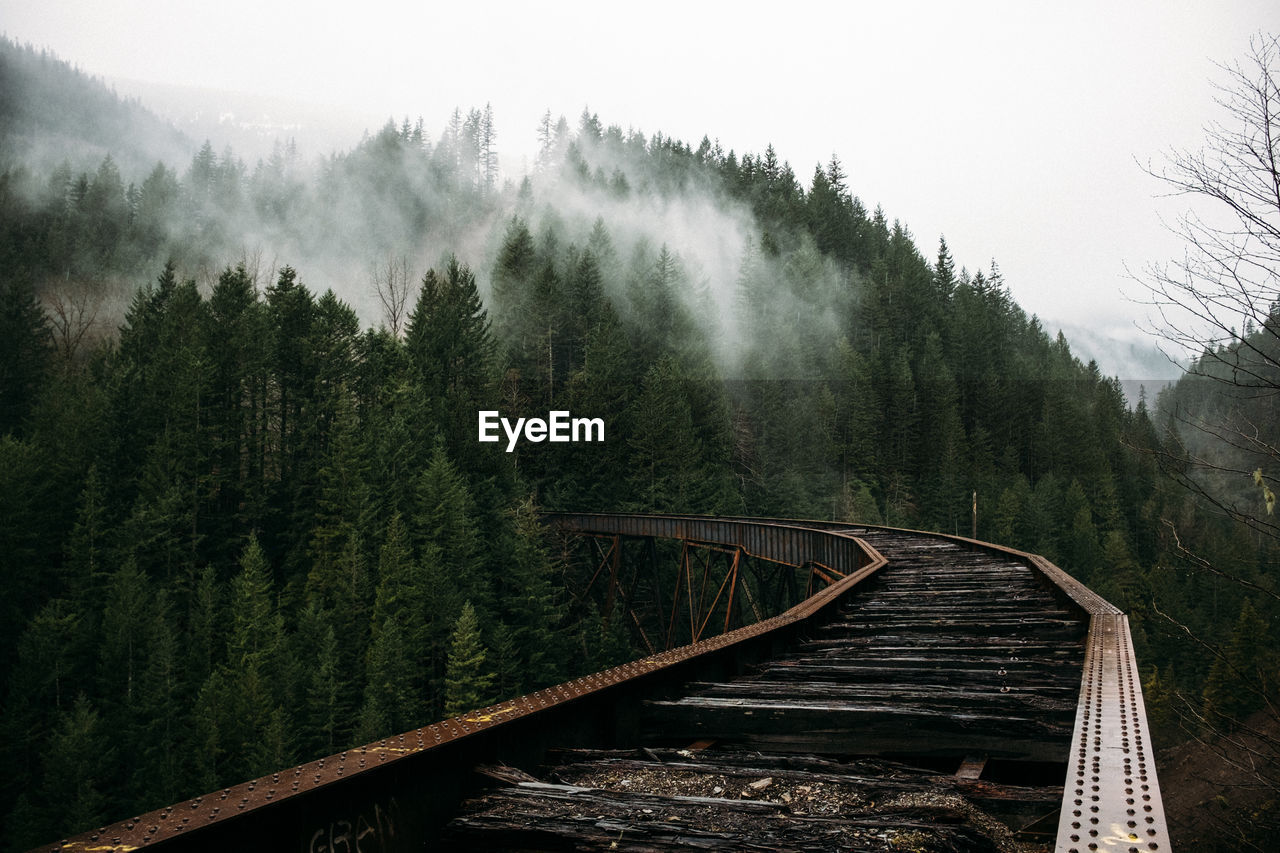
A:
41 513 1168 853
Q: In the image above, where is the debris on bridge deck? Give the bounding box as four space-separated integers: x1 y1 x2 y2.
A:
441 531 1084 851
447 750 1049 851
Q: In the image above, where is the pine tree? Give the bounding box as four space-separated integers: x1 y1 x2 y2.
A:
479 103 498 193
366 513 432 727
443 602 495 717
185 564 220 691
303 614 341 754
0 277 52 436
135 591 182 808
404 257 495 459
0 597 85 820
1027 474 1065 562
414 439 488 616
992 475 1032 548
97 558 150 716
265 265 315 484
535 110 555 170
528 259 563 404
567 249 607 369
580 600 635 673
371 513 426 648
64 464 107 602
1061 480 1101 579
203 263 269 561
195 535 291 786
250 705 292 780
358 614 414 741
1202 600 1273 727
934 236 957 300
82 155 126 264
556 311 635 509
227 535 282 670
1095 531 1143 611
492 217 537 353
627 357 702 511
307 395 372 608
879 347 918 508
307 531 372 728
499 498 567 690
1142 665 1177 746
33 696 113 844
914 333 966 530
489 622 522 701
628 245 685 357
9 599 84 715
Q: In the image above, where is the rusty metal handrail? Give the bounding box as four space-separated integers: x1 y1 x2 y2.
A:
546 512 870 574
677 514 1172 853
38 516 886 853
39 513 1168 853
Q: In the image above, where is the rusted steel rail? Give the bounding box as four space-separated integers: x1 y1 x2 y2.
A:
677 514 1172 853
37 516 884 853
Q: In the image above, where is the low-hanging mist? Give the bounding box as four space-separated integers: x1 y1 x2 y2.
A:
5 40 1248 852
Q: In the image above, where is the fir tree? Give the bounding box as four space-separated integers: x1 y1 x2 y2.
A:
1203 600 1273 727
443 602 495 718
414 439 488 616
0 277 52 436
31 696 113 845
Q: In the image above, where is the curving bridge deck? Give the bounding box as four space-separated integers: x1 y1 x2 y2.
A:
40 514 1169 853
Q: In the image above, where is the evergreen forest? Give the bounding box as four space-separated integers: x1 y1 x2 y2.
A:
0 36 1276 850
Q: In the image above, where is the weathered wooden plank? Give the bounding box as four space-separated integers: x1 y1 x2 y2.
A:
760 656 1080 670
955 754 987 780
647 721 1068 762
738 666 1082 690
760 656 1080 672
797 636 1081 652
444 783 1011 852
850 596 1060 607
543 754 1060 807
844 602 1074 618
640 700 1074 759
678 680 1081 703
818 616 1083 632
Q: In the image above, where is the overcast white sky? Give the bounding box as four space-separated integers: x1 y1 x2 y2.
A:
2 0 1276 381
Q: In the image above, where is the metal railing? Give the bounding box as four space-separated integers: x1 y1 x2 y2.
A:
685 514 1172 853
36 514 1168 853
37 515 884 853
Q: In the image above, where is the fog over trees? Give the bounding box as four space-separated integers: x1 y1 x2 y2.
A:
0 33 1276 851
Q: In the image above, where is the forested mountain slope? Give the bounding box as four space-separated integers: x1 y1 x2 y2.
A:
0 37 191 176
0 42 1273 851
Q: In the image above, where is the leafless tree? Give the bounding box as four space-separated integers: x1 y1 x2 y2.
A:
239 245 277 290
1138 33 1280 387
371 255 415 338
43 276 104 364
1135 34 1280 850
1136 32 1280 544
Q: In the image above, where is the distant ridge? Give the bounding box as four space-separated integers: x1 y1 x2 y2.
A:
0 36 193 177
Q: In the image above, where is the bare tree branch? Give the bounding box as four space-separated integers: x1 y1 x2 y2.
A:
371 254 415 338
1136 34 1280 377
42 275 104 364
